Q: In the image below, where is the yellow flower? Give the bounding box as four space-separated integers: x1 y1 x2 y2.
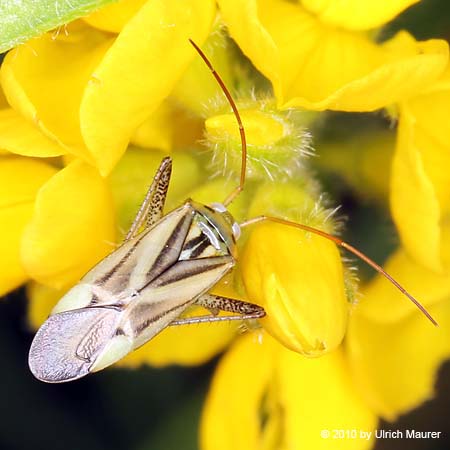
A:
0 108 66 157
0 157 57 296
358 249 450 324
217 0 448 111
348 304 450 421
1 23 113 165
84 0 148 33
171 27 236 117
0 0 216 301
202 332 377 450
21 159 116 289
1 0 216 175
300 0 420 30
391 66 450 272
347 248 450 420
0 0 446 430
0 85 7 108
201 247 450 448
80 0 215 175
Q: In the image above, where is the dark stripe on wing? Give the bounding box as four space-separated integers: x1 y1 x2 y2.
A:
149 257 231 288
145 209 194 283
96 239 141 285
134 298 194 336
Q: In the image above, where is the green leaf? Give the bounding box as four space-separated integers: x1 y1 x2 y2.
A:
0 0 116 54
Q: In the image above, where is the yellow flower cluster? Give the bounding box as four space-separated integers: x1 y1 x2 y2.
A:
1 0 449 448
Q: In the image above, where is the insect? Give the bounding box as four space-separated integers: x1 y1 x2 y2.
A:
29 40 437 383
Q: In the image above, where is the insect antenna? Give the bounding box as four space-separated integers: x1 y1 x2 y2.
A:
240 216 438 326
189 39 246 207
190 39 437 326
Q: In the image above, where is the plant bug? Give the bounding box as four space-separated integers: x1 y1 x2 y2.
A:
29 39 437 384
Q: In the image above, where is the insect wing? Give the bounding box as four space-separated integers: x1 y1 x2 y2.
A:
83 203 195 297
127 255 234 350
29 202 235 382
49 203 197 318
29 306 123 383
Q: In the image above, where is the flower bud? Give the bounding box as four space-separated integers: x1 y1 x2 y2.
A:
240 183 350 356
204 99 314 181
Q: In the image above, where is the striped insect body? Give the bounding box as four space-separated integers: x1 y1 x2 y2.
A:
29 184 257 382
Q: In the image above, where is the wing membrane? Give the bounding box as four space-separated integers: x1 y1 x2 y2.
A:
29 307 121 383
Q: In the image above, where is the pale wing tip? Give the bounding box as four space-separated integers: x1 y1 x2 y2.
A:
28 357 89 384
28 313 92 383
28 307 120 383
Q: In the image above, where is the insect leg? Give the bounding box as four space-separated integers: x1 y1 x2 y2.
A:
125 156 172 241
169 294 265 326
169 314 261 325
196 293 265 317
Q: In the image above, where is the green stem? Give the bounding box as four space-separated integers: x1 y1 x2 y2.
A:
0 0 117 53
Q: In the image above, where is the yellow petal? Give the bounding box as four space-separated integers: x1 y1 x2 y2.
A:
315 130 395 206
278 346 377 450
0 23 113 164
83 0 147 33
301 0 419 31
170 107 204 150
21 160 116 289
80 0 216 175
202 333 377 450
27 282 65 328
219 0 448 111
391 81 450 272
347 300 450 421
0 157 57 296
171 29 234 116
282 29 449 112
0 109 65 157
130 101 174 151
118 306 237 368
360 249 450 324
216 0 280 98
201 333 275 450
0 85 7 108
